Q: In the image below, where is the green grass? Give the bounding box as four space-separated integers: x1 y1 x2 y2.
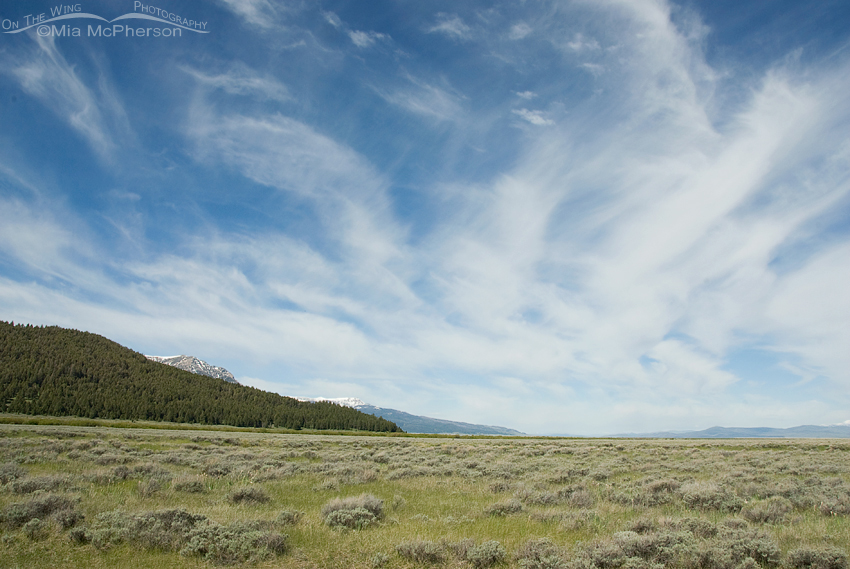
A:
1 423 849 568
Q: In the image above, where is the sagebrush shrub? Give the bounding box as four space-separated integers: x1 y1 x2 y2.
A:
22 518 48 540
484 498 523 516
786 548 848 569
275 510 303 525
138 479 162 498
173 478 206 493
396 540 445 563
371 552 390 568
180 520 287 564
819 495 850 517
723 527 781 567
680 482 743 512
391 494 407 511
515 538 566 569
53 507 85 529
0 462 26 484
0 494 77 528
741 496 793 524
322 493 384 528
228 486 270 504
11 475 70 494
325 507 376 529
466 540 506 568
566 488 596 508
76 508 286 564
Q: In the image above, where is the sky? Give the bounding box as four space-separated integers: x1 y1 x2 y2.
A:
1 0 849 435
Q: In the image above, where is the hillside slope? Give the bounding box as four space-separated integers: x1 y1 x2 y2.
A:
0 321 401 432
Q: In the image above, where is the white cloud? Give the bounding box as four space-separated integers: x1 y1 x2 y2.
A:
512 108 554 126
566 33 600 51
216 0 277 28
349 30 388 48
1 35 129 162
375 75 464 122
323 11 342 29
428 14 472 40
509 22 532 40
516 91 537 100
182 64 289 102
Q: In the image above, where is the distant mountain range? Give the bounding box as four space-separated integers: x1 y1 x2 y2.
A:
298 397 524 436
145 355 239 384
616 424 850 438
105 349 850 439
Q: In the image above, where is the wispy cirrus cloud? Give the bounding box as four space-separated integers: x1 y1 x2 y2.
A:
428 13 472 40
373 74 465 122
508 22 532 40
216 0 278 28
348 30 389 48
0 34 130 162
181 64 289 102
512 108 554 126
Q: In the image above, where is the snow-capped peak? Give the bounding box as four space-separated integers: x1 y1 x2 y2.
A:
146 354 239 384
296 397 370 408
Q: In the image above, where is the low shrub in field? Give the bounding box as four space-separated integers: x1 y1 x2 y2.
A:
137 479 163 498
565 487 597 508
567 521 781 569
11 475 71 494
786 548 848 569
0 462 26 484
465 540 506 568
680 482 743 512
718 526 781 568
54 507 85 529
86 509 207 550
325 507 376 529
180 520 287 564
396 540 445 563
741 496 793 524
275 510 303 525
664 517 717 539
515 538 567 569
75 508 286 565
819 495 850 517
228 486 270 504
392 494 407 511
22 517 48 540
322 493 383 529
0 494 79 529
371 552 390 568
484 498 523 516
173 477 206 493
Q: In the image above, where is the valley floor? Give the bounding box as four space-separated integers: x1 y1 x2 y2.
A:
1 423 848 568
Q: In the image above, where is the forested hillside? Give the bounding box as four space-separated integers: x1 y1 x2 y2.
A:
0 322 401 432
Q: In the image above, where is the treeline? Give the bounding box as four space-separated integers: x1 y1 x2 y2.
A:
0 321 402 432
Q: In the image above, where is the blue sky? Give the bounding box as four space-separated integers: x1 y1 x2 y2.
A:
1 0 849 435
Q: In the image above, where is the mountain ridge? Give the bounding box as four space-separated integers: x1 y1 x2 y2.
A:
615 424 850 438
298 397 524 435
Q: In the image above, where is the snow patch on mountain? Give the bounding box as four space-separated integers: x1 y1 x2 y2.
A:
296 397 370 408
146 355 239 384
